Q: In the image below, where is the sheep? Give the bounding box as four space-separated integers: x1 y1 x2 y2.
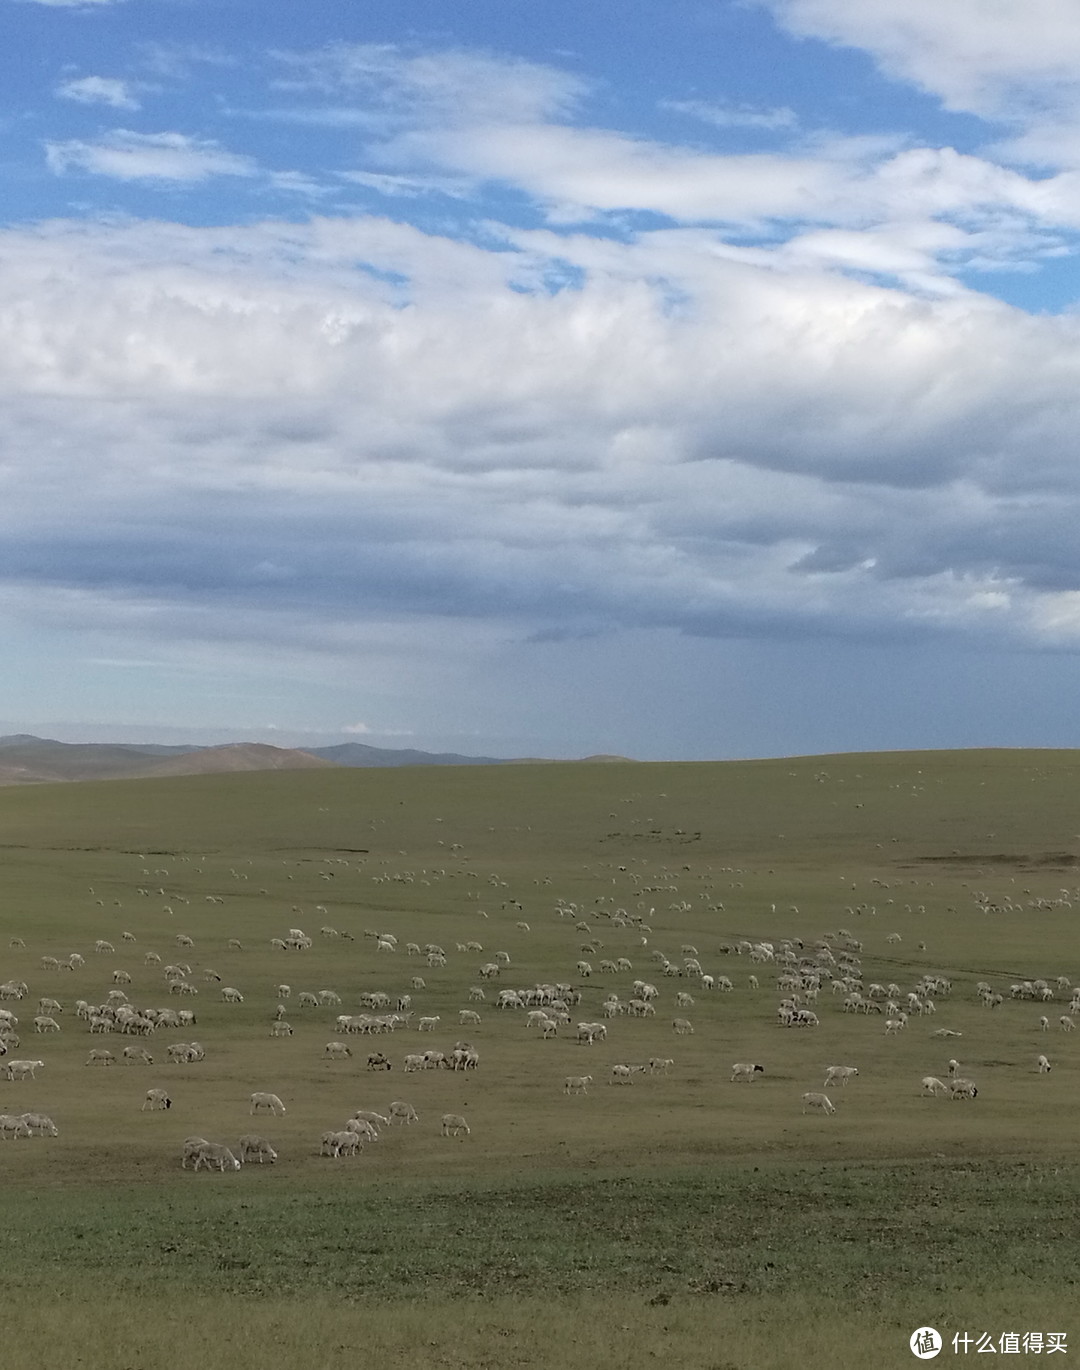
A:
387 1100 418 1125
250 1092 286 1116
672 1018 694 1035
417 1016 441 1032
0 1114 32 1139
326 1130 362 1158
367 1053 392 1071
1061 1016 1075 1032
221 987 244 1004
458 1009 482 1026
33 1017 60 1034
181 1135 209 1168
192 1141 242 1172
325 1041 352 1059
949 1077 978 1099
1040 1016 1050 1032
20 1112 58 1137
441 1113 470 1138
351 1110 389 1131
270 1021 293 1038
801 1092 835 1115
823 1065 859 1089
123 1046 154 1065
403 1053 426 1073
1037 1054 1052 1073
345 1118 379 1143
921 1076 950 1096
6 1059 44 1080
564 1075 592 1095
609 1064 647 1083
731 1063 765 1083
297 992 318 1009
648 1058 674 1074
142 1089 172 1111
86 1048 115 1066
238 1134 278 1164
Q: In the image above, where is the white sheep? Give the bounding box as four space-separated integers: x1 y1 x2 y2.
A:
417 1016 440 1032
823 1065 859 1088
609 1064 647 1083
324 1041 352 1059
949 1078 978 1099
672 1018 694 1035
1037 1054 1052 1073
345 1118 379 1143
250 1092 286 1116
6 1059 44 1081
326 1130 362 1158
86 1048 115 1066
1060 1015 1075 1032
351 1110 389 1131
192 1141 242 1172
0 1113 32 1139
238 1134 278 1164
123 1046 154 1065
20 1112 58 1137
441 1113 470 1138
142 1088 172 1111
221 987 244 1004
33 1016 60 1034
731 1063 765 1083
181 1136 209 1168
801 1092 835 1115
921 1076 950 1096
564 1075 592 1095
387 1100 418 1125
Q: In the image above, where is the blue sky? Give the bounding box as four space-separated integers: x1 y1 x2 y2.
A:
4 0 1080 760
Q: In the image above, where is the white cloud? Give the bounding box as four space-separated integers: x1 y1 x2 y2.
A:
663 99 799 132
56 77 140 111
45 130 258 183
342 722 371 734
2 212 1080 666
760 0 1080 168
16 0 130 7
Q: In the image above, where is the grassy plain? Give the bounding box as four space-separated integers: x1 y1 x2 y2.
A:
2 749 1080 1368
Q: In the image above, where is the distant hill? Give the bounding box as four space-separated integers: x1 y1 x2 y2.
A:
307 742 505 768
0 735 633 784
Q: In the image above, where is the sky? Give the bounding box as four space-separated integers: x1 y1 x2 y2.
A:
4 0 1080 761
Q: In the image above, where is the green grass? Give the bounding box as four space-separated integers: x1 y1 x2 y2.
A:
2 749 1080 1366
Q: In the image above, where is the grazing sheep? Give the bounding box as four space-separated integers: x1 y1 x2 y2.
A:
921 1076 950 1096
269 1021 293 1038
33 1017 60 1034
20 1112 58 1137
181 1136 209 1169
238 1134 278 1164
191 1141 242 1172
823 1065 859 1089
441 1113 470 1138
672 1018 694 1035
345 1118 379 1143
85 1049 115 1066
325 1130 361 1158
458 1009 482 1026
221 987 244 1004
367 1053 392 1071
142 1089 172 1111
1061 1016 1075 1032
949 1078 978 1099
123 1046 154 1065
731 1063 765 1083
0 1113 32 1139
609 1064 647 1083
324 1041 352 1059
387 1100 418 1125
1037 1054 1052 1073
648 1058 674 1074
250 1092 286 1116
417 1016 440 1032
564 1075 592 1095
351 1110 389 1131
1040 1016 1050 1032
801 1092 835 1115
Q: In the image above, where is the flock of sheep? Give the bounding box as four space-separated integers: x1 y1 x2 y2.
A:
0 840 1075 1172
